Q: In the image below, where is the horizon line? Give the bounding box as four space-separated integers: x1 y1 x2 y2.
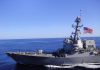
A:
0 36 100 40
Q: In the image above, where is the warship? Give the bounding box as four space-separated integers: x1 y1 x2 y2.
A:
6 16 100 67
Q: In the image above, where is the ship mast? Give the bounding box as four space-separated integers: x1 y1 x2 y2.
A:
72 16 83 44
72 10 83 44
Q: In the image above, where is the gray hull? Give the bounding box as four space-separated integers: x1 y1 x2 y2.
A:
6 52 100 65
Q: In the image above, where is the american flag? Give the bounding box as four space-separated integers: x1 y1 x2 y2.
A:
83 27 93 33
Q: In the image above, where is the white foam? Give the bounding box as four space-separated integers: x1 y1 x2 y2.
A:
45 63 100 69
45 65 74 68
77 63 100 68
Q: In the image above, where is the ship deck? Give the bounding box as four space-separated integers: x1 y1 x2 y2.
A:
6 51 97 58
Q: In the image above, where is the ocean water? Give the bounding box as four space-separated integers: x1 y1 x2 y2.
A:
0 37 100 70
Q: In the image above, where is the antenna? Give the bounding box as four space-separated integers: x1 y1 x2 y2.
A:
80 10 82 18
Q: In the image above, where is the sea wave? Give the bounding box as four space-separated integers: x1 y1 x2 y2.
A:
45 63 100 69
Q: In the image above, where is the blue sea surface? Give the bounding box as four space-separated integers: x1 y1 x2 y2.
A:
0 37 100 70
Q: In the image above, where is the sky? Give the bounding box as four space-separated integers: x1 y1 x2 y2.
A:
0 0 100 39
